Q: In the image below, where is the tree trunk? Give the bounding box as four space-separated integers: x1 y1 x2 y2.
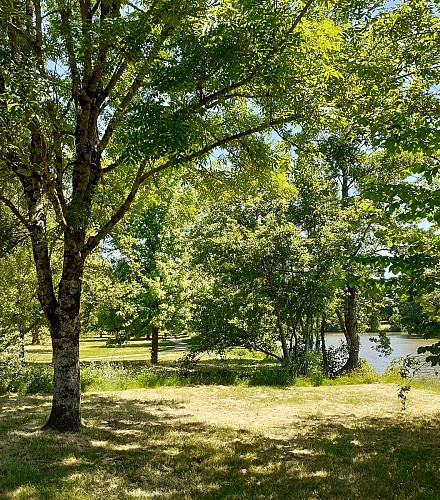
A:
274 304 289 361
315 317 320 351
320 314 328 374
31 327 41 345
42 327 82 432
18 330 25 360
151 325 159 365
336 284 360 375
42 234 85 432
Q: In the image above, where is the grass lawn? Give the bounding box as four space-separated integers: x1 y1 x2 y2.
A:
25 337 183 363
1 383 440 499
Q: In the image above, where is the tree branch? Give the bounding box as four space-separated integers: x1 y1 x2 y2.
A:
287 0 314 37
101 153 127 175
0 195 30 229
99 23 175 153
83 157 149 255
59 8 81 102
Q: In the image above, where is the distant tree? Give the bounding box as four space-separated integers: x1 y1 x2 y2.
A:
0 244 46 361
100 185 195 363
189 163 349 374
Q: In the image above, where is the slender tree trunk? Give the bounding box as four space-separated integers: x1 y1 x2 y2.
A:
320 314 328 373
288 313 298 359
274 304 289 361
265 262 289 361
151 325 159 364
31 327 41 345
315 317 320 351
336 285 359 375
335 169 360 374
18 330 25 360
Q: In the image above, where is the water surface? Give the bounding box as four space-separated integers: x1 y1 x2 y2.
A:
325 333 439 378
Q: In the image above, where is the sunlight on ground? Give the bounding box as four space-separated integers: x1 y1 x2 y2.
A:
1 384 439 499
25 337 185 364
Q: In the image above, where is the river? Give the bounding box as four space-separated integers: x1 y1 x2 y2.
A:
324 333 440 378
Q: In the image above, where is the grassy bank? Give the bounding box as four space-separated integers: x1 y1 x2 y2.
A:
3 352 440 396
1 384 440 499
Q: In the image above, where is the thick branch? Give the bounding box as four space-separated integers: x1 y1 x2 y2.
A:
101 153 126 175
181 117 292 162
88 0 121 96
98 58 129 108
83 158 149 255
60 8 81 100
184 80 249 115
287 0 314 37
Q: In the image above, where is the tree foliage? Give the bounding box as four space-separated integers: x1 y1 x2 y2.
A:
0 0 439 430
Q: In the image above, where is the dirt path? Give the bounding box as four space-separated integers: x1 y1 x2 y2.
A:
167 337 188 352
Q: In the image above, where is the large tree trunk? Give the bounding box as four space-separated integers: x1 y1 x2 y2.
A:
43 323 82 432
41 234 85 432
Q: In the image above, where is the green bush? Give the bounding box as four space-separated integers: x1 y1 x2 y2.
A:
0 359 53 395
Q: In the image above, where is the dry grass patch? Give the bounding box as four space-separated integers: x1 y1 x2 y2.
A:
1 384 439 499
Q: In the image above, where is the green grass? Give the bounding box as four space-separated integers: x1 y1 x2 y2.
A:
1 384 440 499
4 351 440 396
25 336 183 363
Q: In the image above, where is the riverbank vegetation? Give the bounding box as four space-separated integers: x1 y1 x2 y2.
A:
2 343 439 397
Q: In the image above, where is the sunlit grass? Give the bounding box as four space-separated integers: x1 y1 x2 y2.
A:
25 337 183 363
1 384 440 499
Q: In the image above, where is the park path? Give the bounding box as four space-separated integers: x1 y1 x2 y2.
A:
79 337 188 361
167 337 188 352
80 352 151 361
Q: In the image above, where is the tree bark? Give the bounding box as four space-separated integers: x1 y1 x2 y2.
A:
42 233 85 432
336 284 360 375
320 314 328 373
18 330 25 361
31 327 41 345
42 331 82 432
151 325 159 365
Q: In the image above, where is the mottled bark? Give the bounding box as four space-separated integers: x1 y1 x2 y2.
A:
43 233 85 432
43 333 82 432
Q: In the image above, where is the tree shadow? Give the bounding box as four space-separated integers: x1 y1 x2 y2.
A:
0 393 439 499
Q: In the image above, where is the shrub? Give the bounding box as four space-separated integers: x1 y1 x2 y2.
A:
0 356 53 395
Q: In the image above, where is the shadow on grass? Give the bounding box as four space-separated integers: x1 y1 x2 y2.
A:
0 393 439 499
